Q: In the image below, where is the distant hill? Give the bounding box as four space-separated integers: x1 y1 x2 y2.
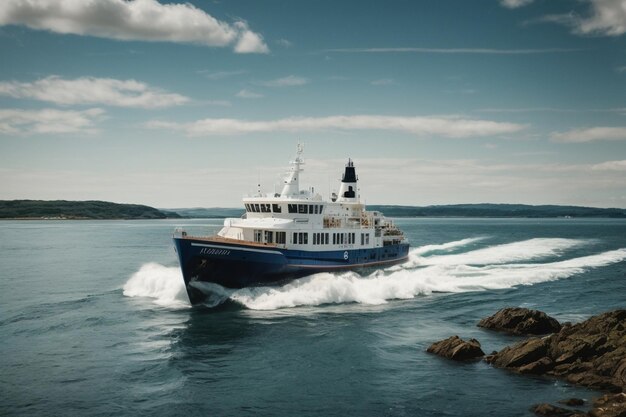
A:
367 204 626 218
168 203 625 218
165 207 244 219
0 200 181 220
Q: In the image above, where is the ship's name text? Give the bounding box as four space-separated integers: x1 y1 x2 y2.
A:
199 248 231 256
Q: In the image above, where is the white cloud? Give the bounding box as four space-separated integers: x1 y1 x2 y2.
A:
198 70 247 80
0 76 189 108
233 21 269 53
551 127 626 143
592 160 626 171
0 108 105 135
260 75 309 87
0 0 269 53
235 89 263 99
535 0 626 37
276 39 293 48
500 0 534 8
146 114 526 138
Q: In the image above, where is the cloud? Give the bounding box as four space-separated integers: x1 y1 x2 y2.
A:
551 127 626 143
235 89 263 99
0 0 269 53
198 70 247 80
534 0 626 37
325 47 578 54
260 75 309 87
0 108 105 135
0 76 189 108
146 114 526 138
500 0 534 8
276 39 293 48
592 160 626 171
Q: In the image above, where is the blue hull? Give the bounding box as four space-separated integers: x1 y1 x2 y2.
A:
173 237 410 305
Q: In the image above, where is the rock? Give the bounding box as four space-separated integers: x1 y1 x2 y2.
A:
519 357 555 375
478 307 562 335
427 336 485 361
589 393 626 417
485 336 550 368
531 403 578 416
486 309 626 392
558 398 585 407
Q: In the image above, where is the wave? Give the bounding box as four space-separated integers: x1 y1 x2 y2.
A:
122 263 188 308
122 239 626 311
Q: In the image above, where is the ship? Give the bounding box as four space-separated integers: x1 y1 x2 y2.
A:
173 145 410 305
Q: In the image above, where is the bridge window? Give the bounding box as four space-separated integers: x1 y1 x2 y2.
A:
272 204 282 213
298 204 307 214
254 204 260 212
309 205 314 214
319 205 324 214
288 204 297 213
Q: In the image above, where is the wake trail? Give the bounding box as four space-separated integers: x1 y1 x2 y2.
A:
122 239 625 310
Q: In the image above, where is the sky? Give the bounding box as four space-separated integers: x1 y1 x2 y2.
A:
0 0 625 208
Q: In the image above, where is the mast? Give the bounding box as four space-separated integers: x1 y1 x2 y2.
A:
280 143 305 197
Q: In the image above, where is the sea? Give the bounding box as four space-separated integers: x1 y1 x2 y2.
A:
1 218 625 417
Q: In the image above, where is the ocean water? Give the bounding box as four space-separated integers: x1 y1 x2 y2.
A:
1 218 625 417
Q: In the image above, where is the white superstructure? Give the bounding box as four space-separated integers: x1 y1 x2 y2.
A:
216 145 406 251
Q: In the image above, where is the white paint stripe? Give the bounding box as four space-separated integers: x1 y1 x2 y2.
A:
191 242 282 255
290 256 408 269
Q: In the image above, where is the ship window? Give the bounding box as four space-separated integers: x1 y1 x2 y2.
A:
366 234 370 245
293 232 297 244
304 233 308 244
309 205 314 214
352 233 355 244
333 233 336 244
254 230 262 243
288 204 297 213
264 230 273 243
254 204 260 212
325 233 329 245
272 204 282 213
361 233 364 245
340 234 344 244
314 205 318 214
261 204 269 213
276 232 286 244
298 204 307 214
319 205 324 214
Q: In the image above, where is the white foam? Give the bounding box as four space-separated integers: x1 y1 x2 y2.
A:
122 239 626 311
418 238 586 266
411 237 485 256
123 262 190 308
230 247 626 310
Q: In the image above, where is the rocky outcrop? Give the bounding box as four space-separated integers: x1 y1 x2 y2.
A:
478 307 562 335
589 393 626 417
485 310 626 392
427 336 485 361
530 403 584 417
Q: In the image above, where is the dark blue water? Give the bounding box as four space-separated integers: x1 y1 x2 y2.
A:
1 218 625 416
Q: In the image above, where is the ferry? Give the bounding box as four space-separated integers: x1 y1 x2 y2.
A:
173 145 410 305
